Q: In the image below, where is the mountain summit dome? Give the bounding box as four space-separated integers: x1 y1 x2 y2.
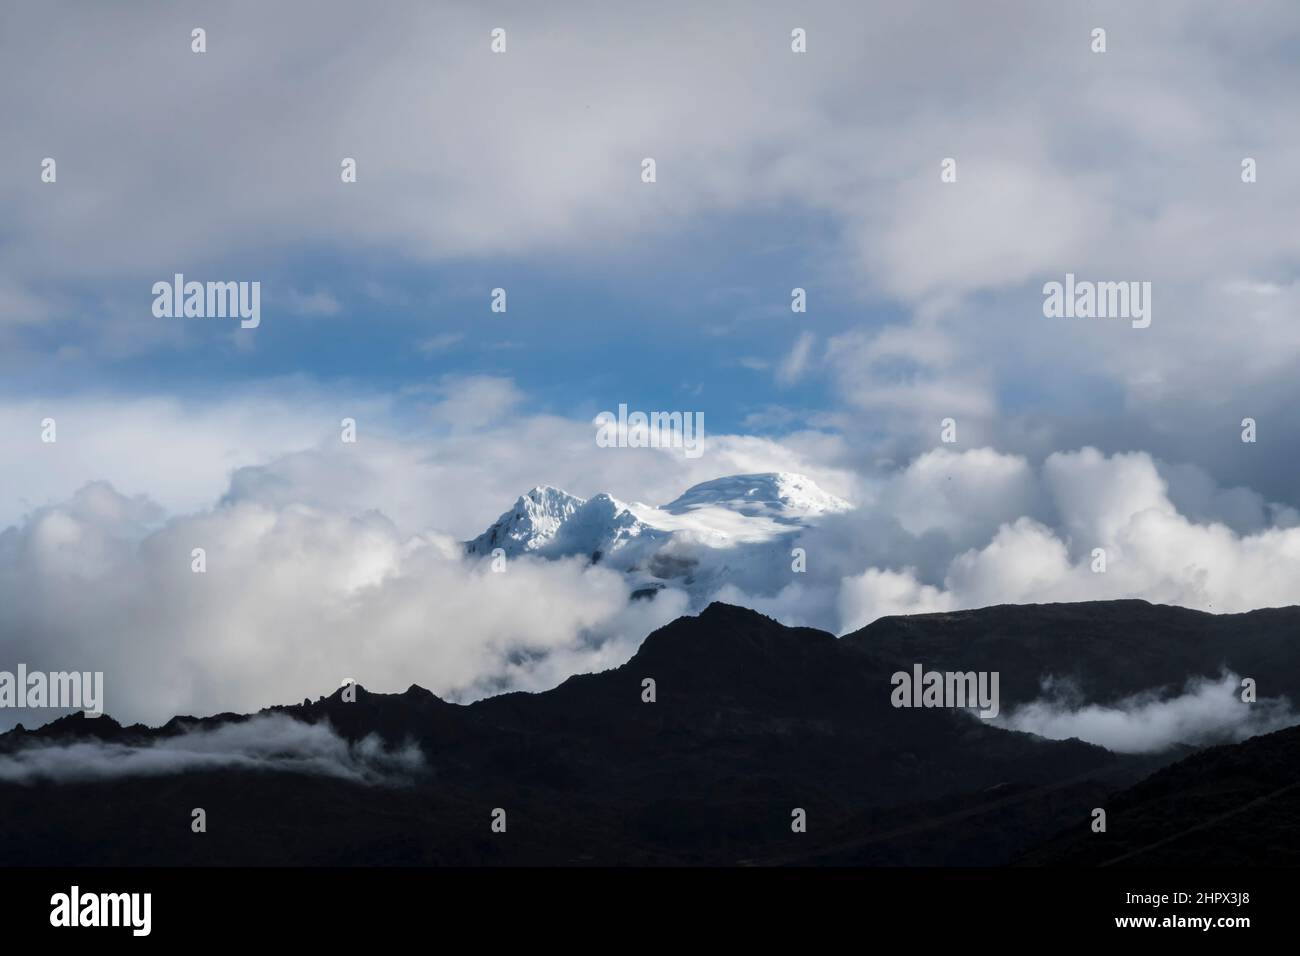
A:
465 472 852 599
662 472 852 521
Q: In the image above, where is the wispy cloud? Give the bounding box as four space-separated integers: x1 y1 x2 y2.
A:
417 332 465 354
993 673 1300 754
0 715 425 785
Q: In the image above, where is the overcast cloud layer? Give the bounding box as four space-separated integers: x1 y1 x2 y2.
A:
4 0 1300 499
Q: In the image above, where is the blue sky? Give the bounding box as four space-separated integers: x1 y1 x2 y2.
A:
4 206 868 435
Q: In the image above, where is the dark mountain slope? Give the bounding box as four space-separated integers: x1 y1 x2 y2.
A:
0 600 1289 866
845 600 1300 704
1019 721 1300 866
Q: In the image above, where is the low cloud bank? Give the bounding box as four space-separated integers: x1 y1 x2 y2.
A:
993 673 1300 754
0 714 423 785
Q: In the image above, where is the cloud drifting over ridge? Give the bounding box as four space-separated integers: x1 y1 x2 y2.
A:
993 673 1300 754
0 477 690 729
0 715 425 785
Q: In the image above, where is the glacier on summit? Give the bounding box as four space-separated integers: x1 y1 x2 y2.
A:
465 473 851 602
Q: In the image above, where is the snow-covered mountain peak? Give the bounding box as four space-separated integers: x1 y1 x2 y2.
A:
465 473 852 600
550 493 667 560
465 485 585 556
